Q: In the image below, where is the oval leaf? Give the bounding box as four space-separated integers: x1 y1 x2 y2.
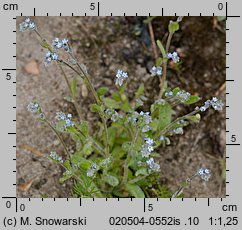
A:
103 174 119 187
126 184 145 198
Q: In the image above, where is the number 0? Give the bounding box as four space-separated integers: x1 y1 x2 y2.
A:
6 201 11 208
218 3 223 10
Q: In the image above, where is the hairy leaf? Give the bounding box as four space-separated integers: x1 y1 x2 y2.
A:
102 174 119 187
126 184 145 198
157 40 166 57
97 87 108 97
184 95 200 105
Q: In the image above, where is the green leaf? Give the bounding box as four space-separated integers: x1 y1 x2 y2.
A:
156 57 163 66
172 87 181 96
184 95 200 105
158 104 173 131
150 119 159 132
91 104 103 113
111 146 126 159
135 83 144 98
82 141 93 156
66 126 81 137
112 92 121 102
135 168 148 177
78 121 89 137
71 77 77 98
187 114 201 123
103 98 120 109
59 170 72 183
122 142 132 152
102 174 119 187
157 40 166 57
169 21 179 34
97 87 108 97
71 152 91 169
120 101 132 112
63 160 72 170
126 184 145 198
107 126 117 149
40 40 52 50
119 82 127 94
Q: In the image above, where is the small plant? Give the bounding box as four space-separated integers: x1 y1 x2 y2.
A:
20 17 224 198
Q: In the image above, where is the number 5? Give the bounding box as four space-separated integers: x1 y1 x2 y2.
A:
90 3 95 10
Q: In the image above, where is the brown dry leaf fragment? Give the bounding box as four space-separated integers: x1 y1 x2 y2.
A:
19 144 44 157
24 60 40 75
81 84 88 98
18 176 37 192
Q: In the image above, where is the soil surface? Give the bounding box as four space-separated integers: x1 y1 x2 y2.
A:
16 16 226 198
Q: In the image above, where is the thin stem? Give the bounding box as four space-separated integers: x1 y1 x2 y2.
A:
159 32 174 97
62 57 109 155
172 174 197 198
148 21 158 60
121 129 140 186
155 109 198 140
58 63 83 121
45 119 72 161
33 29 44 41
60 60 81 76
70 54 101 105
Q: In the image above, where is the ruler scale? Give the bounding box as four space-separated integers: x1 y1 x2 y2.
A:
0 0 241 229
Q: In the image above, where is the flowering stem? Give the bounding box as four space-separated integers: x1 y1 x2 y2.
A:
58 63 83 121
67 52 101 105
121 129 140 186
45 119 72 161
155 109 198 141
32 28 109 156
33 31 83 121
61 58 109 156
172 174 197 198
159 32 173 97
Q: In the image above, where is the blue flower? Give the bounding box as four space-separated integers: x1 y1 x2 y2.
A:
146 158 160 173
141 138 155 158
196 168 211 181
87 163 98 177
19 18 36 32
49 151 63 163
52 38 70 52
150 66 163 77
165 91 173 97
200 97 224 112
115 69 128 86
27 102 40 113
44 51 58 66
173 127 183 135
167 51 180 63
211 97 224 111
